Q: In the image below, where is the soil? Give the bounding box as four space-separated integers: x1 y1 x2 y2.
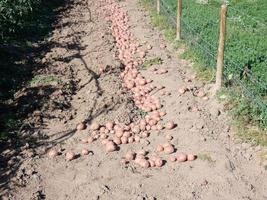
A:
1 0 267 199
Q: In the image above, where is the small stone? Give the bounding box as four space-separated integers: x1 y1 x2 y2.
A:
244 153 252 160
27 151 35 158
141 139 150 146
225 160 235 172
209 130 214 135
242 143 251 150
196 123 205 129
254 146 262 152
201 180 209 186
210 108 221 117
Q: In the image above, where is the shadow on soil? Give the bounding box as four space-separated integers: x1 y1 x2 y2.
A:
0 0 73 195
0 0 123 196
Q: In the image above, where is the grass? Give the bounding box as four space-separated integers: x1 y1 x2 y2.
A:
140 0 216 83
256 151 267 170
141 57 163 69
181 50 215 82
30 75 62 87
218 89 267 146
164 28 176 42
257 151 267 160
140 0 267 146
235 123 267 146
197 153 215 163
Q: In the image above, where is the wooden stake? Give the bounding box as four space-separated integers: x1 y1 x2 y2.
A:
176 0 182 40
215 4 227 91
157 0 160 15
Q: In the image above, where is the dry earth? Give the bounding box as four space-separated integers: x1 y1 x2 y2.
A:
1 0 267 199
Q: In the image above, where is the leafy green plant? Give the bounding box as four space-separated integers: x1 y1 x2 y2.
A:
0 0 41 41
141 57 163 69
0 0 65 142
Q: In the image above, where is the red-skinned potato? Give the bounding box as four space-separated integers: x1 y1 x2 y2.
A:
77 122 86 131
66 152 75 161
134 135 141 142
176 153 187 162
125 151 135 160
81 138 88 144
139 159 150 168
113 137 122 145
48 149 58 158
149 160 155 167
81 149 89 156
169 155 176 162
121 159 128 165
106 142 117 152
87 137 94 144
121 136 128 144
156 144 164 152
187 154 196 161
90 122 100 130
166 121 175 130
155 157 163 167
164 145 174 154
106 121 114 130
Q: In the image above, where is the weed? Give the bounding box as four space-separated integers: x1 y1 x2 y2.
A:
134 109 148 118
164 28 176 42
257 151 267 161
30 75 62 87
217 89 267 146
0 131 9 141
151 12 170 30
172 40 185 50
235 124 267 146
181 50 215 82
141 57 162 69
0 114 22 141
197 153 215 163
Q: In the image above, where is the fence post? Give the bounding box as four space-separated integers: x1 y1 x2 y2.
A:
157 0 160 14
215 4 227 91
176 0 182 40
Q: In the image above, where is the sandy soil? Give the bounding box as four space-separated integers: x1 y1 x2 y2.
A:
1 0 267 199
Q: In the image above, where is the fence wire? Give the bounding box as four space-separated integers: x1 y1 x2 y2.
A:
145 0 267 128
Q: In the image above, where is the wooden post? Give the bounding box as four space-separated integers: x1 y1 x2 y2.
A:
157 0 160 15
215 4 227 91
176 0 182 40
